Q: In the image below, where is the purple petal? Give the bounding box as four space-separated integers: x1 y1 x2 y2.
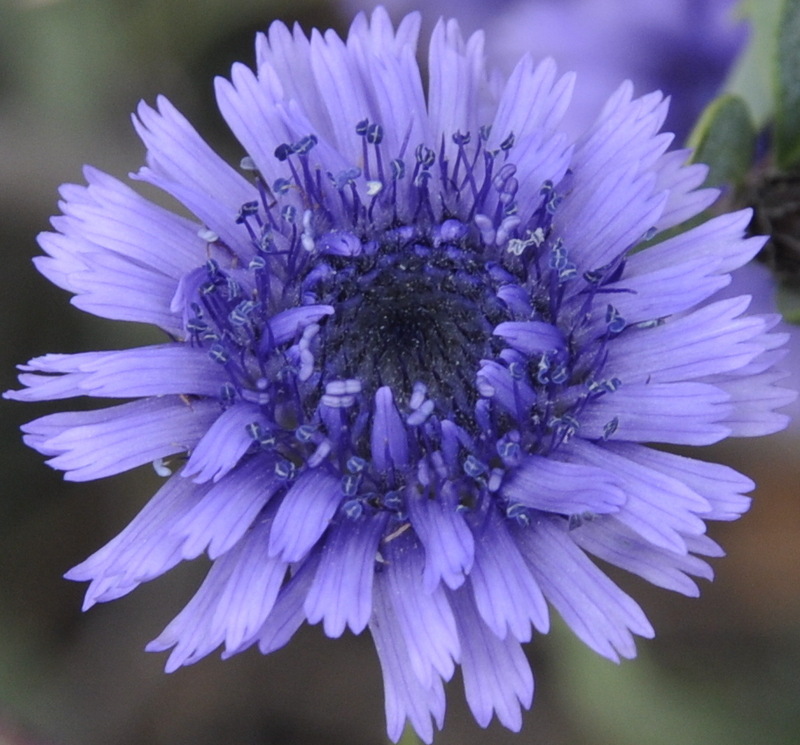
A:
449 588 533 731
66 473 210 608
171 456 282 560
579 382 732 445
371 386 409 470
568 439 711 553
7 344 228 402
476 359 536 414
132 96 256 257
373 532 460 688
515 517 654 662
304 512 388 636
494 320 566 355
269 468 343 562
183 404 262 483
502 454 625 515
571 517 712 597
467 508 549 640
252 553 321 656
22 396 219 481
370 602 446 744
266 304 334 348
407 483 474 591
612 443 753 521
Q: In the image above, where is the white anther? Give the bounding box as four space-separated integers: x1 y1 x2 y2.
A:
409 381 428 410
417 459 431 486
488 467 504 493
495 215 522 246
474 213 495 245
431 451 448 479
198 228 219 243
299 323 320 348
152 458 172 477
325 378 362 395
406 398 434 426
302 209 314 234
298 349 314 381
366 181 383 196
301 209 316 251
320 394 356 408
476 376 495 397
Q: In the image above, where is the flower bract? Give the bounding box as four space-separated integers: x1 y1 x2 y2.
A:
6 8 794 741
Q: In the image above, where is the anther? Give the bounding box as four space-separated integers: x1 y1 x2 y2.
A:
275 459 296 480
605 305 626 334
602 417 619 440
506 502 530 527
463 454 487 478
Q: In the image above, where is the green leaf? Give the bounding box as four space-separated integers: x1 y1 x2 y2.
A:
776 282 800 324
775 0 800 167
725 0 783 128
688 94 756 187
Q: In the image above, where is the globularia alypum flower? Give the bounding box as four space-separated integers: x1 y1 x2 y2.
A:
7 8 794 741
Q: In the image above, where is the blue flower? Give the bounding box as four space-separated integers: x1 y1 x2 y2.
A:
6 8 794 742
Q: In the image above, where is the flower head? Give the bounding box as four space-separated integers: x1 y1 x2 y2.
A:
6 8 794 741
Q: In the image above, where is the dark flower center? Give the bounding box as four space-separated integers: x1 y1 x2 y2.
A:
313 231 509 416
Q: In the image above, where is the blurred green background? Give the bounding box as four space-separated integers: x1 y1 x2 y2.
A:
0 1 798 743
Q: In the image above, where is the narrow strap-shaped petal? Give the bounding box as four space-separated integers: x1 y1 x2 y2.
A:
493 320 565 355
59 165 205 277
604 441 754 521
269 468 343 562
571 517 713 597
606 297 768 384
476 359 536 415
556 165 666 272
304 511 388 636
22 396 219 481
146 555 237 671
182 403 262 483
407 484 474 591
7 344 228 402
567 439 710 553
171 455 282 560
467 508 549 640
627 208 764 276
34 238 182 334
716 371 795 436
370 600 446 744
490 55 573 145
252 552 321 656
448 588 533 731
147 513 288 671
66 473 211 608
502 454 625 516
427 18 487 168
580 381 732 445
132 96 257 258
371 386 410 470
373 532 460 688
213 514 289 653
515 517 654 662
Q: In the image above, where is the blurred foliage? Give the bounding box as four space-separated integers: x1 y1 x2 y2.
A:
688 93 756 187
774 0 800 168
691 0 800 323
